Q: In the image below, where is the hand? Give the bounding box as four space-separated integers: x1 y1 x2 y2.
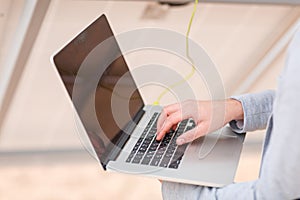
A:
156 99 243 145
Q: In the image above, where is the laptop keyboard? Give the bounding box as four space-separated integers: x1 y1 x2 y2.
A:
126 112 195 169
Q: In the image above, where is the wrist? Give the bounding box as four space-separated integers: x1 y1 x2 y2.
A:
225 99 244 122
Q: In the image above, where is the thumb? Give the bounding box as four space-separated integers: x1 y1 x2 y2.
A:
176 124 207 145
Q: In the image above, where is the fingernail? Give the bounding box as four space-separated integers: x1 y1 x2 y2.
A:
156 134 160 140
176 138 185 145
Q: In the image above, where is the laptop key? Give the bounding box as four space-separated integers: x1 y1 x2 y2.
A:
136 151 144 157
159 157 171 167
150 159 160 166
156 149 165 155
168 160 180 169
151 143 159 149
159 162 168 168
132 157 142 164
143 139 151 145
141 158 151 165
165 153 173 158
126 153 135 163
139 147 147 153
135 138 143 146
154 154 163 159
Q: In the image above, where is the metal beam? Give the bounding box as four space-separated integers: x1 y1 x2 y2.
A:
86 0 300 5
0 0 51 132
78 0 300 5
198 0 300 5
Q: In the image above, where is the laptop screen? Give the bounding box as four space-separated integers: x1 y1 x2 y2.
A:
53 15 144 164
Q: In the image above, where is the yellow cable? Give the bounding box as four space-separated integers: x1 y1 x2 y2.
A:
153 0 198 105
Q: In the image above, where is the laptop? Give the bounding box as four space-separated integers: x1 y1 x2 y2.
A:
51 14 245 187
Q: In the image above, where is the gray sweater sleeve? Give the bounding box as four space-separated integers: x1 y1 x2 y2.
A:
229 90 275 133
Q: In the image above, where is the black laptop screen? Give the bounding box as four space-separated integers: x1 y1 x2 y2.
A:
53 15 144 164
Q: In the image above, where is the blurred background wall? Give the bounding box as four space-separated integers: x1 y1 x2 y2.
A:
0 0 299 199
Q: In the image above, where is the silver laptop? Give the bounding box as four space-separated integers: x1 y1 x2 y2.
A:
51 14 245 187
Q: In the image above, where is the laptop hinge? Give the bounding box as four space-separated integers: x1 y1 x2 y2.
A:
101 107 145 169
